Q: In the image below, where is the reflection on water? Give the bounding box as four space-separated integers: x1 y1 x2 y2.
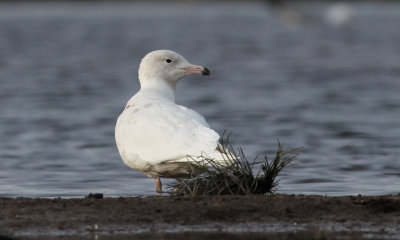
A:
0 1 399 197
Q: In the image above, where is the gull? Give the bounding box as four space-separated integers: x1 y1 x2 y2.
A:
115 50 230 194
325 2 353 28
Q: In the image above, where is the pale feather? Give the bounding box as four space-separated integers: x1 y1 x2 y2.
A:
115 92 228 175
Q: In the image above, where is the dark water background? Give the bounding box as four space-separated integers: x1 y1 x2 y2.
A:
0 1 399 197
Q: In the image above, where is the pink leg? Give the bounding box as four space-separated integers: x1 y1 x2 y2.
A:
155 177 162 195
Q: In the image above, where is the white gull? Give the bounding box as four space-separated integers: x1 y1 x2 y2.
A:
115 50 230 194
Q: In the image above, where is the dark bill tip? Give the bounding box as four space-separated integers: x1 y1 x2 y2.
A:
202 67 210 75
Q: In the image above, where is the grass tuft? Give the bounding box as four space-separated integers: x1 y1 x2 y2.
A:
169 133 301 197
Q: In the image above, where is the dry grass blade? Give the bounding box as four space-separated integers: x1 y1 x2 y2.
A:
169 135 301 197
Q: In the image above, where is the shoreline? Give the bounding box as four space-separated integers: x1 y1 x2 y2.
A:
1 194 399 239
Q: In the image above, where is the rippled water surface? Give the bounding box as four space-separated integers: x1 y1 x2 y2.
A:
0 1 399 197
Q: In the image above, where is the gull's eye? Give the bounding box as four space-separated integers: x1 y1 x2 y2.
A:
165 58 172 63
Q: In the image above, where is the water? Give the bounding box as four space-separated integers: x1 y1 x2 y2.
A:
0 1 399 197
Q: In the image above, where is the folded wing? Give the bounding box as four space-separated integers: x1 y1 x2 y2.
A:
115 101 222 166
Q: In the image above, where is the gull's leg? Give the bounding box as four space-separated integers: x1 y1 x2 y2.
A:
155 177 162 196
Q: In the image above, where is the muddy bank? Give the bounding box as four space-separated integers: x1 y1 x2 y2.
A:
0 194 399 239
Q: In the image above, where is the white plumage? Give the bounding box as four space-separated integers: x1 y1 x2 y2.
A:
115 50 229 193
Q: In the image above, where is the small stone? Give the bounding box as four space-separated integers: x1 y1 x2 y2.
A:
86 193 103 199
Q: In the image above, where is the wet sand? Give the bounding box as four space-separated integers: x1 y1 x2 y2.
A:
0 194 399 239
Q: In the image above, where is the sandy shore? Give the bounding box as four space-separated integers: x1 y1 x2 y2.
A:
0 194 399 239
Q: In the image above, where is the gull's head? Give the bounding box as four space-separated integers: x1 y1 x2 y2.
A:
138 50 210 86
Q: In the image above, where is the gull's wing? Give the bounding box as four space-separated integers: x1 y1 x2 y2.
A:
115 100 221 166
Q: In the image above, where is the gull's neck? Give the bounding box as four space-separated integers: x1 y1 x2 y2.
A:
139 77 176 102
